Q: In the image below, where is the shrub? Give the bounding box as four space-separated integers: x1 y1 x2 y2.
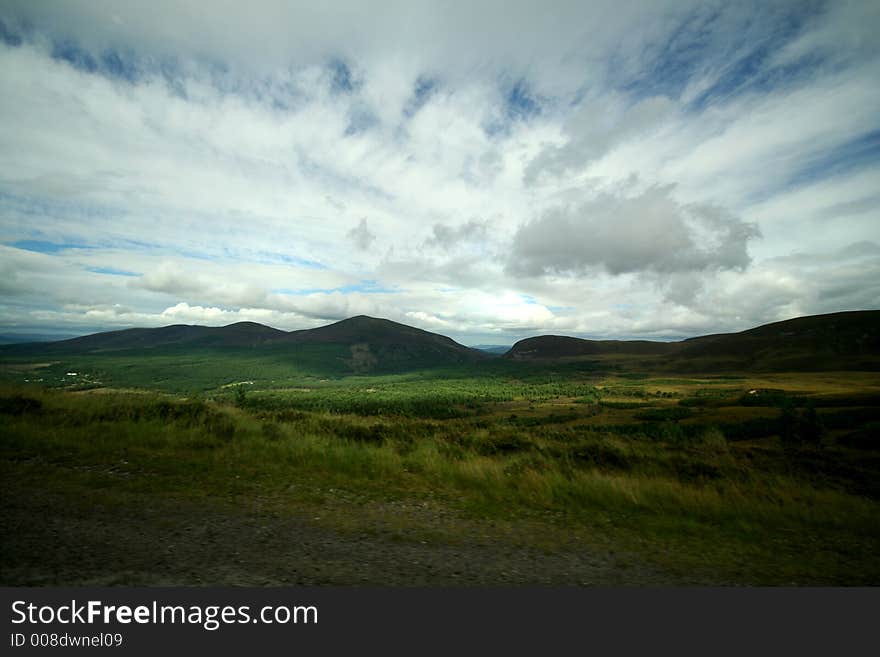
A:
204 413 236 442
0 394 43 416
261 422 283 441
338 423 388 445
671 458 722 482
273 409 309 423
837 423 880 450
739 389 793 406
475 432 532 455
780 402 825 447
570 441 631 470
634 407 693 422
695 427 729 453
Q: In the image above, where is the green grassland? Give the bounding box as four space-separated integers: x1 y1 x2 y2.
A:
2 349 879 585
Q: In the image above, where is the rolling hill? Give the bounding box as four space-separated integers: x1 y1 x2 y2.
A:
284 315 487 371
55 321 285 351
504 310 880 371
0 315 487 374
505 335 675 359
671 310 880 371
2 310 878 375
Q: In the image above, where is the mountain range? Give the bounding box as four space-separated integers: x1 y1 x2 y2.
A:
0 315 487 373
2 310 879 373
506 310 880 371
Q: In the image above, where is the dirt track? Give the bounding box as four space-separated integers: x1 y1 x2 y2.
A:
0 480 696 586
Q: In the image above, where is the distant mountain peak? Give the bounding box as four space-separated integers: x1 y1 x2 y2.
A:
0 314 487 372
504 310 880 372
3 310 877 373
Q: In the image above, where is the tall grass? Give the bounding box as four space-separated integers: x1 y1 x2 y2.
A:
3 384 878 583
3 387 875 524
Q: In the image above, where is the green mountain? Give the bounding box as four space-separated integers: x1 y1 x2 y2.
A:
506 335 674 359
3 321 286 354
0 315 487 374
671 310 880 371
504 310 880 371
284 315 487 371
3 310 879 375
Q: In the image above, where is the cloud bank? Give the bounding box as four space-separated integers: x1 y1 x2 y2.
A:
0 1 878 343
508 186 760 277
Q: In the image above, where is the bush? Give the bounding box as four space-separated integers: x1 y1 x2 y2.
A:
261 422 283 441
671 458 722 482
837 424 880 450
780 402 825 447
474 432 532 455
694 427 729 453
570 441 631 470
203 411 236 442
634 407 693 422
657 421 687 443
273 410 309 423
0 394 43 416
337 423 388 445
717 417 780 441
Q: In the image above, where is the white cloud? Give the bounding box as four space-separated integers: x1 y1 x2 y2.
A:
507 186 759 277
347 218 376 251
0 1 878 344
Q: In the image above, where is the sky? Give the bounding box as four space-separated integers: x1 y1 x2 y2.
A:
0 0 878 345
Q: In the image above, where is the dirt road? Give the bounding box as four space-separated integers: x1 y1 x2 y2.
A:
1 479 695 586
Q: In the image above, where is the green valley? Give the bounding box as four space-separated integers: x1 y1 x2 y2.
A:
1 312 879 585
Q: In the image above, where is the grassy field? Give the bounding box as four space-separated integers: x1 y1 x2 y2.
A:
1 353 879 585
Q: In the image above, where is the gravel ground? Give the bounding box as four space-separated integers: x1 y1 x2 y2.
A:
0 479 696 586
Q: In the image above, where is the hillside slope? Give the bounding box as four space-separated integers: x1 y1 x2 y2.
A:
3 310 878 374
504 310 880 371
506 335 674 359
4 322 287 354
0 316 487 373
284 315 487 371
671 310 880 371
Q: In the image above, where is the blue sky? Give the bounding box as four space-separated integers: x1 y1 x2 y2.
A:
0 0 878 344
